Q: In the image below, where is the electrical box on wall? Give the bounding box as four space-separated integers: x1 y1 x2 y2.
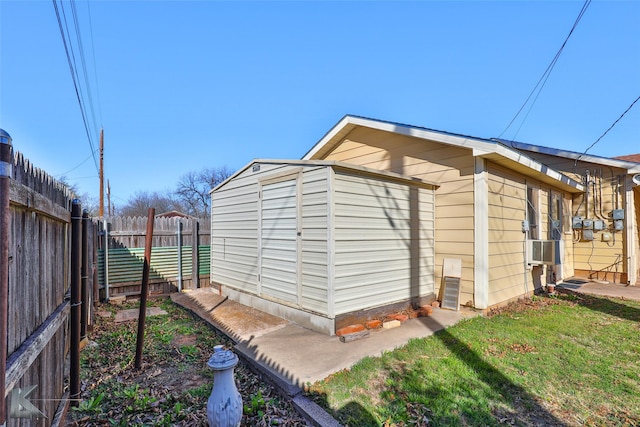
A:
521 220 530 233
614 220 624 231
594 220 605 231
602 232 612 242
612 209 624 220
572 216 583 229
582 229 594 241
582 219 594 229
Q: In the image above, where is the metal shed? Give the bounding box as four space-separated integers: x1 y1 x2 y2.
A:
210 160 439 335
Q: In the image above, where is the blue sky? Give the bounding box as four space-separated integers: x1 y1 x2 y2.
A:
1 1 638 207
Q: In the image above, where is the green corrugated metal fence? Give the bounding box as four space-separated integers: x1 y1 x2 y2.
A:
98 245 211 295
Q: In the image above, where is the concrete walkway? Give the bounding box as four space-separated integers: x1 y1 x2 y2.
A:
172 288 479 391
557 278 640 301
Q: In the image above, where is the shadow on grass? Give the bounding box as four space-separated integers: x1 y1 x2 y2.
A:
309 314 568 426
556 288 640 322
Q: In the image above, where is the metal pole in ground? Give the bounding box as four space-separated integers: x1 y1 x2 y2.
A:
81 210 89 341
103 219 110 301
177 221 183 292
135 208 155 369
70 199 82 406
0 129 13 426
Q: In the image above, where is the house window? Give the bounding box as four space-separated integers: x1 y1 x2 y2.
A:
549 192 562 240
527 186 539 240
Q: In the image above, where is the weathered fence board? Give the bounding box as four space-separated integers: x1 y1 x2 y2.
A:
5 151 95 426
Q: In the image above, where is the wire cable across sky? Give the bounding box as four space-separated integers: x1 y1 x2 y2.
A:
499 0 591 141
52 0 101 175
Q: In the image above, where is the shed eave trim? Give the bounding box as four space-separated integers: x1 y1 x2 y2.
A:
211 158 441 194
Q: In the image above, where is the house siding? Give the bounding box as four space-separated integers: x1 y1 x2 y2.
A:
486 162 529 305
515 151 628 282
321 127 475 307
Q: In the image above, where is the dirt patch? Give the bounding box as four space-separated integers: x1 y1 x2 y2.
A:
67 300 308 426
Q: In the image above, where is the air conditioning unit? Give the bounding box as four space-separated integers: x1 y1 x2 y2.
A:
527 240 559 265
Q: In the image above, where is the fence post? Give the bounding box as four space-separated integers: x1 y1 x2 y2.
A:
191 219 199 288
135 209 155 369
103 219 110 301
0 129 12 426
177 221 183 292
81 210 89 341
70 200 82 406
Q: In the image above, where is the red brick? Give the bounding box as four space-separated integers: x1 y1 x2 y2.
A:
336 324 365 337
417 305 433 317
387 313 409 323
365 320 382 329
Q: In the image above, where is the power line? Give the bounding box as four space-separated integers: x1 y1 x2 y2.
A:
575 94 640 165
499 0 591 141
52 0 100 174
86 0 103 126
70 0 100 137
54 150 99 178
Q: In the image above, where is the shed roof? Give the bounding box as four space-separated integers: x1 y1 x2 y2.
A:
303 115 585 193
211 159 441 194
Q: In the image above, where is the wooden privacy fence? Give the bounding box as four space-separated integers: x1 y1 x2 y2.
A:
4 151 97 426
100 216 211 299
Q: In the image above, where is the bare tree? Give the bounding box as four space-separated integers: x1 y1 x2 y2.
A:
174 166 233 218
118 191 183 217
58 176 100 217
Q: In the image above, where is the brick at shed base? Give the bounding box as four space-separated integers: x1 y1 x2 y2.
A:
387 313 409 323
383 320 402 329
417 305 433 317
336 324 365 337
365 319 382 329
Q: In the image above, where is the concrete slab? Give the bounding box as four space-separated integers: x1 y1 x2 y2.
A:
558 280 640 302
170 289 479 424
234 307 479 389
170 288 289 342
114 307 168 323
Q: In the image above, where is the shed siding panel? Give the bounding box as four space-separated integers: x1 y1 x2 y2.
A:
300 168 329 314
211 163 300 295
332 172 435 315
322 128 474 307
261 176 299 304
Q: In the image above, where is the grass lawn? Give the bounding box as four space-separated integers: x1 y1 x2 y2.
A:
308 292 640 426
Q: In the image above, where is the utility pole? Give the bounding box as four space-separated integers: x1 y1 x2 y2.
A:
99 129 104 218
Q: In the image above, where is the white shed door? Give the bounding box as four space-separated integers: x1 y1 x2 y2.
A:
260 177 299 305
